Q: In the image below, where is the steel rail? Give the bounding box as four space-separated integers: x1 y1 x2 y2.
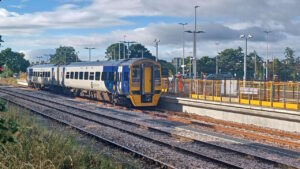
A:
0 94 175 169
0 91 241 169
1 88 298 169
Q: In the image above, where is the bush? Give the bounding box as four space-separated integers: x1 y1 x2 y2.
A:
0 103 127 169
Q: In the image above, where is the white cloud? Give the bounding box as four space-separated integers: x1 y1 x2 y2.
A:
1 0 300 62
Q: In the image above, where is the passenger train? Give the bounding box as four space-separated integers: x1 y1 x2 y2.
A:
26 58 162 107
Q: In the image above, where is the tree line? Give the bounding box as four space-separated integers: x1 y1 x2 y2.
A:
0 45 299 81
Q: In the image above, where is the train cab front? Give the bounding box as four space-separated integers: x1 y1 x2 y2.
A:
129 59 161 107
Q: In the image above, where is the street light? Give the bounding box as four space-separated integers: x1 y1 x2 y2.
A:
179 22 188 77
264 30 272 81
185 30 205 78
154 39 160 62
84 47 95 61
240 34 253 86
215 42 219 74
139 49 145 59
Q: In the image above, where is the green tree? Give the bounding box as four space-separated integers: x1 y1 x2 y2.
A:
0 48 30 73
129 44 155 60
105 43 155 60
105 43 127 60
49 46 79 65
158 60 175 77
197 56 216 75
217 47 244 79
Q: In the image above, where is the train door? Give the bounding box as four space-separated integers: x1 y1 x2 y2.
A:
122 66 129 94
141 64 153 102
144 66 152 93
62 67 65 86
51 68 54 85
27 68 33 82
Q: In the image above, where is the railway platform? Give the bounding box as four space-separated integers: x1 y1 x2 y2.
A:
161 78 300 132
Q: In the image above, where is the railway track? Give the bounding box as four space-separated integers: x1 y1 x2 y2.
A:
0 87 299 168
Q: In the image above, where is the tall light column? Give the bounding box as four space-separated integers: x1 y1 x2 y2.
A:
240 34 253 86
215 42 219 74
118 43 121 60
123 35 126 59
154 39 160 62
193 5 200 79
264 30 272 81
179 23 188 76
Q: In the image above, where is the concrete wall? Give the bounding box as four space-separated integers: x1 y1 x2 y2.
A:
159 96 300 133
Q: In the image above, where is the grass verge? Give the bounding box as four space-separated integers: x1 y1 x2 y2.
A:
0 99 137 169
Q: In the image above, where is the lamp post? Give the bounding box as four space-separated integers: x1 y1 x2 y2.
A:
264 30 271 81
154 39 160 62
84 47 95 61
139 50 144 59
179 23 188 77
215 42 219 74
185 30 205 78
118 42 121 60
240 34 253 86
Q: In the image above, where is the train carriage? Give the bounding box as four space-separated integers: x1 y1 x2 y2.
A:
26 58 162 107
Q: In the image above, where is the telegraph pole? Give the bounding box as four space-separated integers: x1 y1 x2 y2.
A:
84 47 95 61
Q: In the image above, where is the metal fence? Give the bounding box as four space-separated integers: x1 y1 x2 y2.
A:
161 78 300 111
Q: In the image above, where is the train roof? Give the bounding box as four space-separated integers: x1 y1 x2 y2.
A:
65 58 154 67
28 64 56 69
28 58 156 69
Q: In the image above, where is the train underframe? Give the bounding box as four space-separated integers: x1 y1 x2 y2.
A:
28 82 132 107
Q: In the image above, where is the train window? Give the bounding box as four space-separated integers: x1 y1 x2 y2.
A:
132 66 140 79
124 72 129 81
154 66 161 86
89 72 95 80
154 67 161 79
84 72 89 80
66 72 70 79
79 72 83 80
40 72 42 77
75 72 78 79
108 72 114 82
132 66 140 87
95 72 100 81
70 72 74 79
42 72 45 77
101 72 107 81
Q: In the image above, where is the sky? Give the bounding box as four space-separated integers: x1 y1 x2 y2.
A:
0 0 300 62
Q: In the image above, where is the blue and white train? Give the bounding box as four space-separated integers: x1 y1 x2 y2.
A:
26 58 162 107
